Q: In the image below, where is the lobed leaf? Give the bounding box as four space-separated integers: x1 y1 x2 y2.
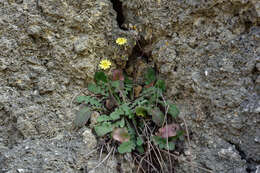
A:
168 104 180 118
136 137 143 146
135 106 147 117
94 71 108 83
144 67 156 85
155 79 166 92
121 104 133 118
110 107 124 120
152 136 175 150
75 96 102 107
88 83 101 94
118 141 136 154
97 115 111 122
94 122 113 136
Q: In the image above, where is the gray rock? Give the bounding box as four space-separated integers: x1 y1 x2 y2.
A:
73 35 90 53
1 0 260 172
0 134 92 172
16 116 38 137
82 128 97 150
256 165 260 173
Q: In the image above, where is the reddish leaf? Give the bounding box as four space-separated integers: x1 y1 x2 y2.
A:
112 128 130 143
156 123 179 138
112 69 124 81
144 82 154 88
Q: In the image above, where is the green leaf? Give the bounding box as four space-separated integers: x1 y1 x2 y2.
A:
144 67 156 85
110 107 124 120
118 141 136 154
118 118 125 128
140 87 156 97
136 145 144 154
73 107 91 128
97 115 111 122
152 136 175 150
75 96 102 107
88 98 102 107
88 83 103 94
121 104 133 119
171 130 185 140
155 79 166 92
110 81 121 88
94 71 108 83
124 75 133 85
114 118 125 128
148 94 157 105
150 107 165 127
100 85 109 97
76 96 88 103
168 104 180 118
126 120 136 138
136 137 143 146
94 122 113 136
135 106 147 117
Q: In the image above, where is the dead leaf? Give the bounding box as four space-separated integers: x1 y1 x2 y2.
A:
105 98 116 110
112 128 130 143
156 123 179 138
134 85 142 98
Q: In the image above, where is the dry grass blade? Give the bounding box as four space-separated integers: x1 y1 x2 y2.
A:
143 120 167 172
160 93 173 172
135 153 159 173
182 116 194 173
99 145 104 162
89 147 115 172
85 147 100 158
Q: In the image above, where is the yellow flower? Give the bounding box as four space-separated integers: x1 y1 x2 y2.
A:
116 37 127 45
99 59 111 70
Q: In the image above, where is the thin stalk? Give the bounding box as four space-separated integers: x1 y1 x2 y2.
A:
107 82 119 106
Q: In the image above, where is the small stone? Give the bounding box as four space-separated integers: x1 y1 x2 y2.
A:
37 76 56 94
74 35 89 53
256 165 260 173
82 128 97 150
27 25 42 37
255 136 260 143
90 111 100 128
184 150 191 156
16 116 38 137
218 147 241 161
17 169 25 173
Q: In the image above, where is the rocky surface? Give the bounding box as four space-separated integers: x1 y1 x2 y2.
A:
0 0 259 172
121 0 260 172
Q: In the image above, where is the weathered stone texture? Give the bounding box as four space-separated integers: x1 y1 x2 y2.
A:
0 0 131 172
0 0 259 172
122 0 260 172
